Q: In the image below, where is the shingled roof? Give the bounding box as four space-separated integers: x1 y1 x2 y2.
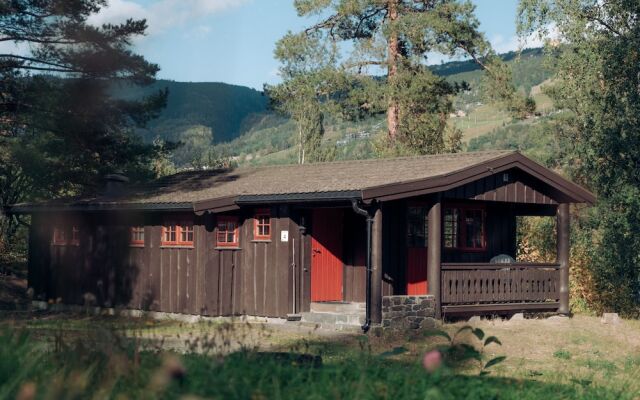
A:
9 150 596 213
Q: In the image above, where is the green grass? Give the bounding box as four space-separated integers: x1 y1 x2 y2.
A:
554 349 573 360
2 314 640 399
0 329 630 400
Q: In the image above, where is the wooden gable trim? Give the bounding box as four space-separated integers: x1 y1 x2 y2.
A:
443 169 560 205
361 152 596 204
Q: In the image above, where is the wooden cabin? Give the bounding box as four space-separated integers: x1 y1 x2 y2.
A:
9 151 595 330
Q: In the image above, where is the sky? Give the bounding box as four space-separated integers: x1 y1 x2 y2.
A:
89 0 532 90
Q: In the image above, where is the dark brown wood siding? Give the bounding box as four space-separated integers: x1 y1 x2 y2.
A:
343 212 366 302
381 201 408 296
27 209 302 318
237 205 295 317
443 168 559 205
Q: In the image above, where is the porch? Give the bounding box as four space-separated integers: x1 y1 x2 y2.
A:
303 198 571 327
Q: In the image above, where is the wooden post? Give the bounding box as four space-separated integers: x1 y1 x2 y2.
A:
557 203 570 315
371 205 383 325
427 198 442 319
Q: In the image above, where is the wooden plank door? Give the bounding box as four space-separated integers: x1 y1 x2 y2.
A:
311 208 344 302
407 206 429 295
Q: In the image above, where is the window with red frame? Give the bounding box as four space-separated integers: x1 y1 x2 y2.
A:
216 217 239 247
254 210 271 240
161 221 194 247
443 206 486 251
52 226 67 245
70 226 80 246
130 226 145 246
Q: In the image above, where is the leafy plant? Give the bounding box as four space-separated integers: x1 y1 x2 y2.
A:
425 325 505 375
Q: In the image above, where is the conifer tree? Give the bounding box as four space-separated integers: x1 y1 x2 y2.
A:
271 0 532 157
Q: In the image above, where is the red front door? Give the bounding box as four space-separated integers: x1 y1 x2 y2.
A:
311 209 344 302
407 206 428 295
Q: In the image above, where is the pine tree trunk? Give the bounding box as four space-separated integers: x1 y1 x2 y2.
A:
387 0 399 141
298 125 304 164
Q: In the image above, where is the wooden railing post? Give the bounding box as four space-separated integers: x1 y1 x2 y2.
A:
427 198 442 319
557 203 570 315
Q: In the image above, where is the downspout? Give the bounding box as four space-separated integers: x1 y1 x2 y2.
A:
351 199 373 333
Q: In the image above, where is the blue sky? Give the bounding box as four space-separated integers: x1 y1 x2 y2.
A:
91 0 527 90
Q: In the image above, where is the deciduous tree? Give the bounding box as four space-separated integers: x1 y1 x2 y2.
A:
519 0 640 314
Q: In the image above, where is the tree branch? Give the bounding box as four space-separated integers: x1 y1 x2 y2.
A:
0 54 80 72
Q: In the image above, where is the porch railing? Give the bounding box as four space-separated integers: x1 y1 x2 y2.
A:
441 262 560 311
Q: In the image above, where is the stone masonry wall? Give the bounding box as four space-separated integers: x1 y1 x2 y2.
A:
382 295 436 330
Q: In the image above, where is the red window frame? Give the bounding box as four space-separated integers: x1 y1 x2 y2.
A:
161 221 194 247
216 216 239 247
52 226 67 246
130 226 145 247
443 204 486 252
253 209 271 241
70 226 80 246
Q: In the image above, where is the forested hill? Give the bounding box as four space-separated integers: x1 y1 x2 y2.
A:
113 47 551 170
114 80 269 143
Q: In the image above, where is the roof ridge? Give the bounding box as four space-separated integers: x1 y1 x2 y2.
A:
157 150 518 178
233 149 517 172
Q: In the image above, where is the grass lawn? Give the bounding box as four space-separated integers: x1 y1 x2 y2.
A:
1 311 639 399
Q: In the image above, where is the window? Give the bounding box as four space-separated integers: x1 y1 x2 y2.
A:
52 226 67 246
161 221 194 247
216 216 239 247
254 209 271 241
130 226 145 246
70 226 80 246
407 206 428 248
443 208 459 248
180 224 194 243
443 205 485 251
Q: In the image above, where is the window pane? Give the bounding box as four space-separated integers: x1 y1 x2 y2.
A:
464 209 483 248
444 208 459 248
407 207 428 247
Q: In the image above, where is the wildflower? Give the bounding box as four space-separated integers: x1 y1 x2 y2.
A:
16 382 36 400
422 350 442 372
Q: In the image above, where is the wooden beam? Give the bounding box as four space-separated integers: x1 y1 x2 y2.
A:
557 203 570 314
427 198 442 319
443 302 560 314
371 204 383 325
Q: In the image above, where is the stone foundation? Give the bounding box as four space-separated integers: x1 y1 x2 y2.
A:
382 295 436 330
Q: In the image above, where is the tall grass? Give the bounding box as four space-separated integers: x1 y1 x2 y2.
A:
0 321 634 400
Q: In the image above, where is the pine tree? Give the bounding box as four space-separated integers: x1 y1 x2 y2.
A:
270 0 531 157
0 0 166 195
0 0 166 250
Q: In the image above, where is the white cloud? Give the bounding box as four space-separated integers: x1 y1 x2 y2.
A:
489 25 560 54
89 0 248 36
183 25 213 39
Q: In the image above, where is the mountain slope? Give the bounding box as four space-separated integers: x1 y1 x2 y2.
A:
115 80 269 143
123 48 553 168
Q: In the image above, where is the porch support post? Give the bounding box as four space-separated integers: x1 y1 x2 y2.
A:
557 203 570 315
371 204 383 325
427 198 442 319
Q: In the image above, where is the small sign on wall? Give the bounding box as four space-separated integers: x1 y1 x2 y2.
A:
280 230 289 242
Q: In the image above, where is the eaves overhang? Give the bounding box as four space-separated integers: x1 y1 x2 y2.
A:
361 152 596 205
